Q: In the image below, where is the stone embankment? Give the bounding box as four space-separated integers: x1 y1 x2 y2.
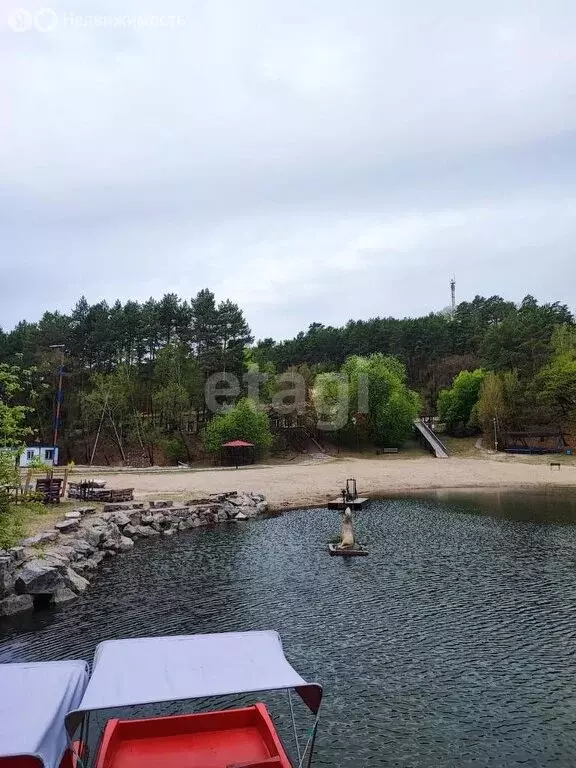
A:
0 491 267 617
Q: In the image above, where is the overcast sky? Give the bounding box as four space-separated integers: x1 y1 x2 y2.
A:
1 0 575 340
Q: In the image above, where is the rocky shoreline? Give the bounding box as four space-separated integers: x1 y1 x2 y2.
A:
0 491 267 617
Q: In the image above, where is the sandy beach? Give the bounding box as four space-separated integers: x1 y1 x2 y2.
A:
92 456 576 509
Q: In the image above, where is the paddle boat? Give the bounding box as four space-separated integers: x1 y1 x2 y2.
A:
65 630 322 768
0 659 88 768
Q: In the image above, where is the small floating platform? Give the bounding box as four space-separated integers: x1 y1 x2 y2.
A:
327 497 368 510
328 544 368 557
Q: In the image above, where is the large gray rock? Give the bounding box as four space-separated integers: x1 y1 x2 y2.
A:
128 510 142 526
0 556 13 599
84 525 104 548
101 522 122 550
134 525 160 537
123 524 137 537
111 511 131 528
234 512 248 521
73 506 96 515
43 545 75 564
21 530 59 547
55 519 80 534
70 539 94 558
151 512 165 531
9 547 25 562
53 587 77 604
117 536 134 552
15 560 65 595
65 511 82 520
64 568 89 594
141 512 154 525
0 594 34 616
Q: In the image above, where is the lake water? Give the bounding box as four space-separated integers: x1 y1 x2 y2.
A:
2 489 576 767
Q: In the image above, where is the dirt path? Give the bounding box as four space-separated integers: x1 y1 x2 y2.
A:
84 456 576 510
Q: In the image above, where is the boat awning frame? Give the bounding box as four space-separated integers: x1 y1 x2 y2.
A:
0 659 89 768
66 631 322 736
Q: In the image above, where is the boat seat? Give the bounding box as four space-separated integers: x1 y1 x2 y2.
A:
227 758 284 768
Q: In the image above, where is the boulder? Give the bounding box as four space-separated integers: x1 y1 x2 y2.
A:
55 519 80 534
123 524 137 537
134 525 160 537
70 540 94 558
141 512 154 525
21 530 59 547
128 511 142 526
73 507 96 515
43 545 75 564
15 560 65 595
83 526 104 548
101 523 122 550
111 511 131 528
52 587 78 604
9 547 25 562
92 551 105 566
117 536 134 552
65 511 82 520
0 594 34 616
163 528 176 536
64 568 89 594
234 512 248 521
0 555 14 599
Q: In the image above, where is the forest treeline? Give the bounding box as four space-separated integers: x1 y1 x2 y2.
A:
0 291 573 462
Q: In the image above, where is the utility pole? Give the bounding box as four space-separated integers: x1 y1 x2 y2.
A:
450 276 456 316
50 344 65 457
493 416 499 452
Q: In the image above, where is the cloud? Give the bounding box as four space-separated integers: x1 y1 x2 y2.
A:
0 0 575 340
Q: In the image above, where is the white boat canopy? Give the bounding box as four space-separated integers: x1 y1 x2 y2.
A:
0 659 89 768
66 630 322 735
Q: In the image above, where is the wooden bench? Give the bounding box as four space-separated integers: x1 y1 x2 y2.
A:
550 462 561 470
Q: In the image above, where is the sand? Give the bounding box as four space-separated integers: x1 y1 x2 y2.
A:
92 456 576 510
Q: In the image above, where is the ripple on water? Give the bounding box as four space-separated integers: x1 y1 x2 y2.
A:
2 494 576 767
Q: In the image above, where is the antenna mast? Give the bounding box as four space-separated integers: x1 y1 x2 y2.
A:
450 276 456 315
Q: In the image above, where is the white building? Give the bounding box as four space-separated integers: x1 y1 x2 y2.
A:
17 446 59 467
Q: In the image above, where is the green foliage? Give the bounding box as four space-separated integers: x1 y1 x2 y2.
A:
0 364 32 445
1 289 575 459
202 398 273 456
0 504 25 550
532 353 576 425
438 369 486 435
160 435 189 465
314 353 420 448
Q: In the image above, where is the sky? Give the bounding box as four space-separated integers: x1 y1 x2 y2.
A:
1 0 575 341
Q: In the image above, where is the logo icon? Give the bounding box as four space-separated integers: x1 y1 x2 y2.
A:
34 7 58 31
7 7 33 31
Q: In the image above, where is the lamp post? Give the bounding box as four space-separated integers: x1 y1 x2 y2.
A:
50 345 65 458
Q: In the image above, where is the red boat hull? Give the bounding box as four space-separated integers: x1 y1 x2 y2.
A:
93 703 293 768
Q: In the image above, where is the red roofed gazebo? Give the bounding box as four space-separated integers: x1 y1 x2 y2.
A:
221 440 255 468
